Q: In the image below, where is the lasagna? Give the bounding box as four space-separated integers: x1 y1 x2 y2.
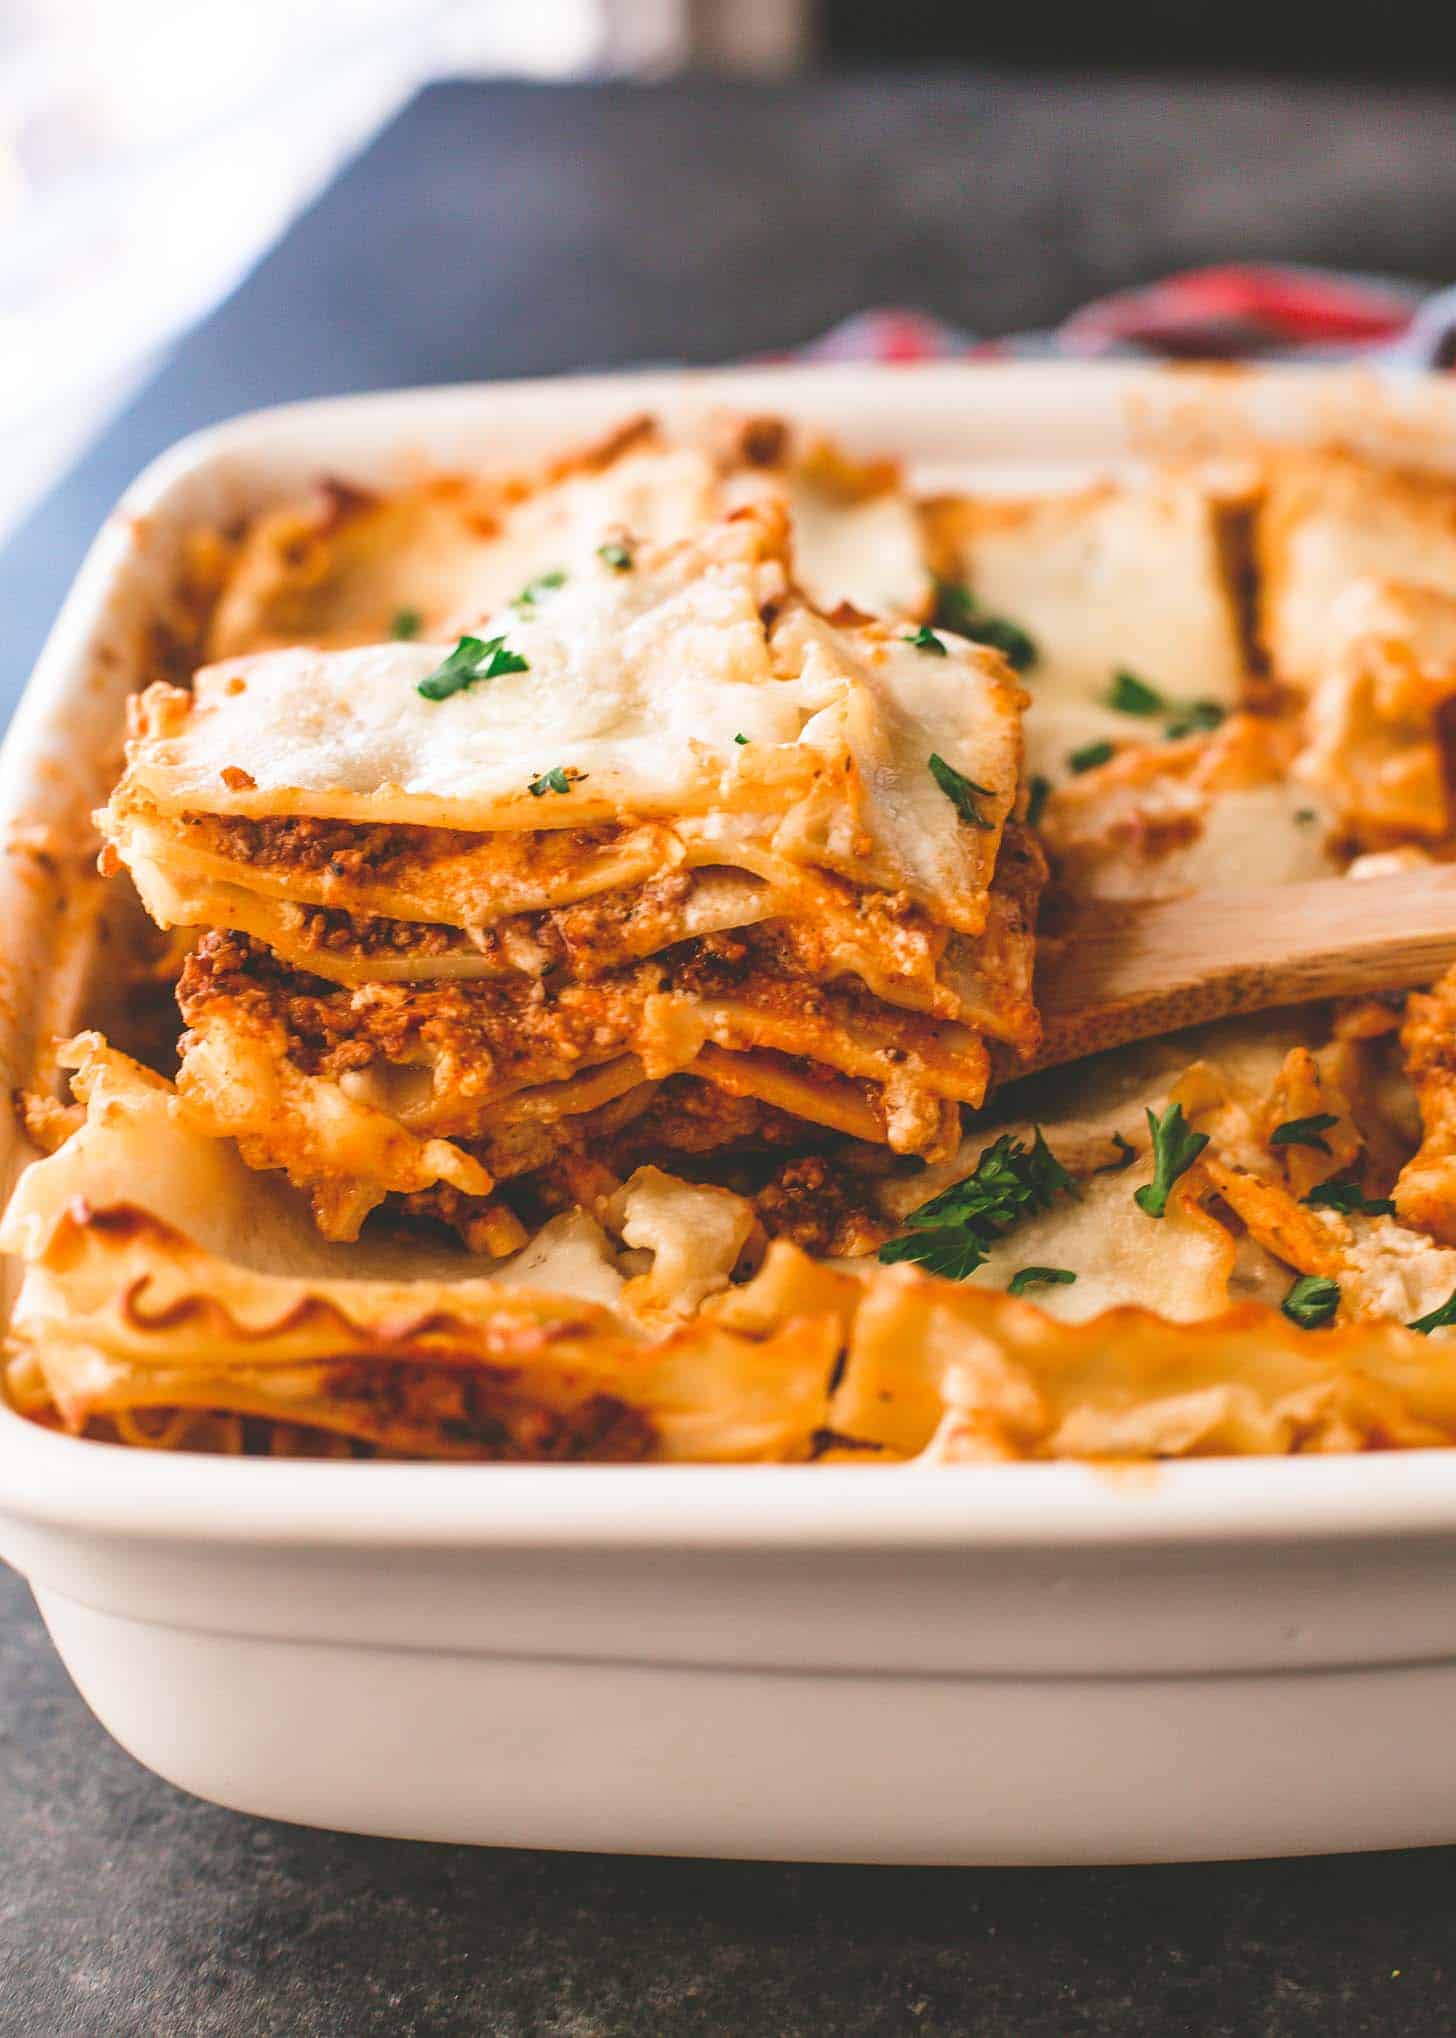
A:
12 413 1456 1464
98 495 1038 1256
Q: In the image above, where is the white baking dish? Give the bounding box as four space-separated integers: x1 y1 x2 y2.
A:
8 361 1456 1866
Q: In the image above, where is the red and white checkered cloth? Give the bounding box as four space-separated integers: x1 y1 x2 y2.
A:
795 266 1456 370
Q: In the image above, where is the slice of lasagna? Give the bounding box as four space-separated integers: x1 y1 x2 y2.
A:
99 500 1040 1251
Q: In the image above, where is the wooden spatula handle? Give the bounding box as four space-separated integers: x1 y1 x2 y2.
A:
1032 864 1456 1071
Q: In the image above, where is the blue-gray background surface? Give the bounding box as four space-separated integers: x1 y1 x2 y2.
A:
6 77 1456 2036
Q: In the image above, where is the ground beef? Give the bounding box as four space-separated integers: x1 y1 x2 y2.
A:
177 929 647 1089
192 811 625 882
320 1360 654 1461
754 1154 892 1257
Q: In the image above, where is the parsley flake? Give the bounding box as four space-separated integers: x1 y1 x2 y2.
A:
1025 773 1052 828
528 766 573 797
930 578 1037 671
1271 1112 1340 1155
1409 1286 1456 1334
1008 1266 1077 1296
417 634 528 701
1068 740 1115 775
1134 1103 1209 1219
905 624 948 656
1164 699 1227 741
929 753 995 830
514 569 566 608
878 1228 992 1282
1094 1131 1138 1175
1105 670 1224 741
1294 808 1318 826
734 732 749 746
1302 1177 1396 1217
390 607 422 640
1282 1273 1340 1329
598 541 633 572
1108 670 1164 716
877 1128 1077 1281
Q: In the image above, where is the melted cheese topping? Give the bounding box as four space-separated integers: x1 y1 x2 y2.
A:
933 481 1248 749
209 429 940 664
784 479 932 617
134 522 792 824
115 519 1023 933
439 444 724 632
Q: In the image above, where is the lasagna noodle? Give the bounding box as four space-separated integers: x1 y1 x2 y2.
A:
1038 712 1336 907
1395 961 1456 1245
828 1268 1456 1461
12 1212 837 1463
1293 577 1456 844
1257 451 1456 693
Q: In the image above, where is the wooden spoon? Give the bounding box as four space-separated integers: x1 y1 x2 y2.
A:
1032 863 1456 1071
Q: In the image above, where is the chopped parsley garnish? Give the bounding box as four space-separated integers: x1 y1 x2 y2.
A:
928 577 980 638
1068 740 1115 775
1095 1131 1138 1175
513 569 566 608
928 753 995 830
1282 1273 1340 1329
734 732 749 746
904 623 947 656
1301 1176 1396 1216
1008 1266 1077 1296
598 541 633 572
417 634 528 701
1409 1286 1456 1335
930 578 1037 672
1271 1112 1340 1155
1294 807 1318 826
1133 1103 1209 1219
879 1228 993 1282
1107 669 1164 716
1105 670 1225 742
528 766 573 797
877 1128 1077 1281
1164 699 1226 741
390 607 422 640
1025 773 1052 828
963 612 1038 670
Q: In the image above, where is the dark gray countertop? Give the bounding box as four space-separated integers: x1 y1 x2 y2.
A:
4 1542 1455 2036
8 75 1456 2035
